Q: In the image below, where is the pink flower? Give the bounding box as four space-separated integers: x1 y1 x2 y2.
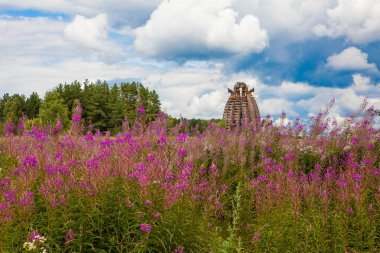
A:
23 156 37 167
337 181 348 188
174 246 185 253
177 149 187 157
139 223 152 233
214 200 222 209
65 229 75 245
258 175 267 182
209 164 217 172
252 232 261 242
137 105 145 114
352 172 362 182
176 133 188 142
158 136 167 145
29 232 41 241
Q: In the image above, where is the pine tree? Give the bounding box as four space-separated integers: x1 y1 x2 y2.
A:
25 92 41 118
106 84 124 133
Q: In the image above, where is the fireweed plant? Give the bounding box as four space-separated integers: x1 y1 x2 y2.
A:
0 101 379 252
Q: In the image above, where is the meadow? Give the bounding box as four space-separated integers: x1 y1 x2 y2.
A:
0 102 379 252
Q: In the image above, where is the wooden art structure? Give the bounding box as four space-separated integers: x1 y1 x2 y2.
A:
223 82 260 130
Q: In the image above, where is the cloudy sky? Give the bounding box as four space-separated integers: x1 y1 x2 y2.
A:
0 0 379 122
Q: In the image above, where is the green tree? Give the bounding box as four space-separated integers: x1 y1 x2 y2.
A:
0 93 10 121
39 91 69 128
82 80 109 131
25 92 41 118
60 81 83 118
120 82 139 125
106 84 124 133
2 94 26 125
120 82 161 126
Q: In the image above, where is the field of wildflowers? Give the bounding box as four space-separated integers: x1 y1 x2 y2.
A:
0 102 379 252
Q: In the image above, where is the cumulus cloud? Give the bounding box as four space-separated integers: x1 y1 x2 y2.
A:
235 0 335 41
313 0 380 43
64 14 109 50
326 47 378 72
64 14 125 63
134 0 268 58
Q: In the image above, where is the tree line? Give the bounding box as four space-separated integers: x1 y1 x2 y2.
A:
0 80 161 133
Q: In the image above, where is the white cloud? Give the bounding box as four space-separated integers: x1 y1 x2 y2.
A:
64 14 109 50
188 90 226 118
259 98 296 117
326 47 378 72
313 0 380 43
64 14 125 63
0 16 70 62
0 0 162 27
133 0 268 57
274 117 292 127
234 0 335 41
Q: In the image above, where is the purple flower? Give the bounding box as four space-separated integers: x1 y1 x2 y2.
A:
84 133 94 141
55 179 64 187
72 115 82 122
139 223 152 233
53 118 63 135
177 149 187 157
214 200 222 209
209 164 217 172
158 136 167 145
351 136 359 144
258 175 267 182
165 173 175 179
147 154 155 161
65 229 75 245
4 191 16 202
352 172 362 182
29 232 41 241
198 167 205 174
4 122 14 135
145 199 152 206
22 156 37 168
138 105 145 114
265 166 273 173
20 192 34 206
0 178 11 188
176 133 188 142
337 181 348 187
371 169 379 176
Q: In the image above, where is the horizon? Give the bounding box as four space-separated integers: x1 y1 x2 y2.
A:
0 0 379 122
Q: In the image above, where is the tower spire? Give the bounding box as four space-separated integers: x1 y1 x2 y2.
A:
223 82 260 130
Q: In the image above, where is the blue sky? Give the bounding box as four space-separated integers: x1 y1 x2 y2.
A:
0 0 379 123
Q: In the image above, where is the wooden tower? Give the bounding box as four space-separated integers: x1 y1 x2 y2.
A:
223 82 260 130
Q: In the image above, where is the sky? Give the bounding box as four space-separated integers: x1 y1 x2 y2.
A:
0 0 379 123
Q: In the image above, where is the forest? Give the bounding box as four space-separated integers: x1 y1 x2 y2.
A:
0 80 161 134
0 80 223 135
